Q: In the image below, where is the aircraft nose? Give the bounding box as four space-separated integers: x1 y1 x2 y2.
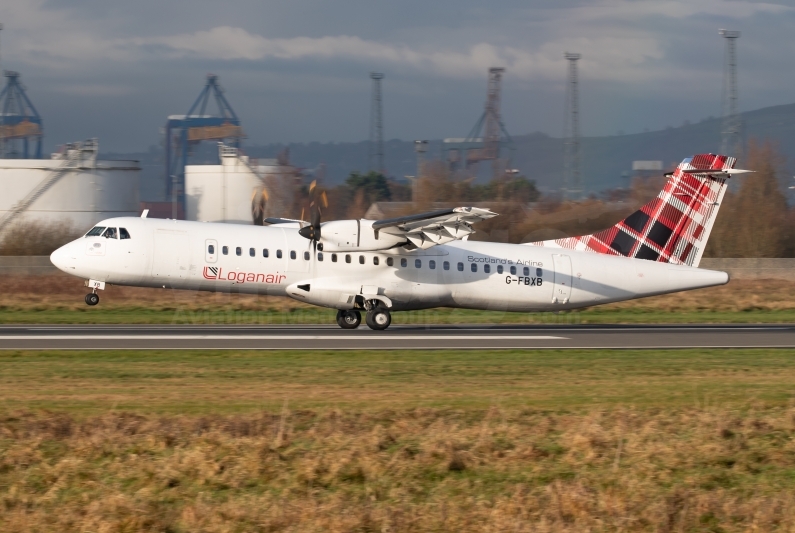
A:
50 243 75 273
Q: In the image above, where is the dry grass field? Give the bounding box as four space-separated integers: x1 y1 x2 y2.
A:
2 274 795 324
3 348 795 532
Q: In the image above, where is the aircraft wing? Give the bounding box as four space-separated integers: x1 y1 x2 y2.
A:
263 217 305 228
372 207 497 249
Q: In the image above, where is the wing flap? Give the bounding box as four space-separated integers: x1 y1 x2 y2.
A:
374 207 496 249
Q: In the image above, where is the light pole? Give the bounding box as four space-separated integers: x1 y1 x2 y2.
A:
170 174 178 219
413 140 428 203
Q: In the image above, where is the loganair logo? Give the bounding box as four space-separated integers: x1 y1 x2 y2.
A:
203 266 286 284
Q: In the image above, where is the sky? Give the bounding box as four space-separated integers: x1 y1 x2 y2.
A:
2 0 795 153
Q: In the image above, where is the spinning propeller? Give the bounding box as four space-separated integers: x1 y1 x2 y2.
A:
298 180 328 249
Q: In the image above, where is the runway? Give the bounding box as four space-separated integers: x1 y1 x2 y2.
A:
0 324 793 349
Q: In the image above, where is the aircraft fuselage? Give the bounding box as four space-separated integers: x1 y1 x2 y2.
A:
51 216 729 314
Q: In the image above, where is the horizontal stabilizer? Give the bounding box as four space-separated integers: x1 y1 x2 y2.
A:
667 168 753 178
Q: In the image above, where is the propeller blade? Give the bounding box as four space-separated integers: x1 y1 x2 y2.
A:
310 206 321 229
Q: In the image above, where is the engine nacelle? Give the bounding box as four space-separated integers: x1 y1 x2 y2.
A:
319 219 405 252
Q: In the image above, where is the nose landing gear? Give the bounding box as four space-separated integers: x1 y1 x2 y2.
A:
84 279 105 306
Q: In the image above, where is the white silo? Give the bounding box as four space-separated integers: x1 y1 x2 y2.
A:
185 143 297 224
0 139 140 233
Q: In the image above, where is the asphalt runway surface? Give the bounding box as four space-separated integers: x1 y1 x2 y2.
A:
0 324 793 349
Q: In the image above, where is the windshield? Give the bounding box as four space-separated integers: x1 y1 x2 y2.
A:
102 227 118 239
85 226 106 237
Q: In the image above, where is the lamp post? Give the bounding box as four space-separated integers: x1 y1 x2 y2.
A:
413 140 428 203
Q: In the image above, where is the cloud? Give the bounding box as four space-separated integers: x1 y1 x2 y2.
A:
127 26 669 83
6 0 793 84
4 0 795 148
568 0 791 21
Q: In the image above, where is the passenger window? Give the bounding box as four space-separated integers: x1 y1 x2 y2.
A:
249 248 255 257
443 261 450 270
457 262 464 271
386 257 394 267
85 226 106 237
484 264 491 274
359 255 365 264
290 250 296 260
510 266 516 275
222 246 229 255
373 257 379 265
102 227 118 239
208 244 215 255
304 251 310 260
497 265 503 274
332 253 337 263
400 258 407 267
318 252 324 261
537 268 543 277
415 259 421 268
119 228 131 239
429 260 436 270
263 249 269 258
471 263 477 273
236 247 242 256
523 267 530 276
276 250 282 259
345 254 351 264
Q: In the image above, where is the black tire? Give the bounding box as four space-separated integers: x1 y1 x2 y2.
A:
336 309 361 329
365 308 391 330
85 293 99 306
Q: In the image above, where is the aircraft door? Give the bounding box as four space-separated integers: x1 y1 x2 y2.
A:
205 239 218 263
552 254 572 304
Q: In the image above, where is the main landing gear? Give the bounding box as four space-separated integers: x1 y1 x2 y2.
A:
336 309 361 329
365 307 391 330
336 307 392 330
85 293 99 306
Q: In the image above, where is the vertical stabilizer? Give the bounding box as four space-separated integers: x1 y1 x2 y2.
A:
526 154 737 267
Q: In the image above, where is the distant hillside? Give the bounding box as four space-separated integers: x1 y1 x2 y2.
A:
106 103 795 201
246 102 795 192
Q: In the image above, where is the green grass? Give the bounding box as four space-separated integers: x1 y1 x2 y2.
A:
5 349 795 532
2 306 795 324
2 348 795 415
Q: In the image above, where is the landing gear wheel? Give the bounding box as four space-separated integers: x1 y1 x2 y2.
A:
365 308 391 330
336 309 361 329
85 293 99 306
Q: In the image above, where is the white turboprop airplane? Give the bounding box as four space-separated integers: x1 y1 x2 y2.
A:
50 153 747 330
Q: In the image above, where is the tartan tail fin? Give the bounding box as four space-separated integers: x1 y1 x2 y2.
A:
529 154 735 266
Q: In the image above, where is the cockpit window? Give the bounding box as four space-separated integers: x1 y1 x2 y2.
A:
85 226 106 237
102 227 118 239
120 228 131 239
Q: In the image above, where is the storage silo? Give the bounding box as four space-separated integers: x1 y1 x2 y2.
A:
0 139 140 233
185 143 297 224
